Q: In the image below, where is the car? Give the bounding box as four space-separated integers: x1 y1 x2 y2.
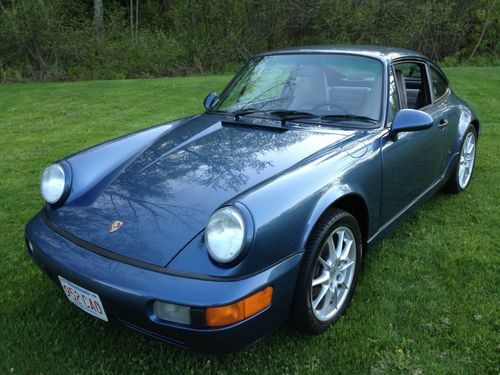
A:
25 45 479 353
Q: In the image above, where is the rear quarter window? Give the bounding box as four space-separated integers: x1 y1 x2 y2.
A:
430 67 449 99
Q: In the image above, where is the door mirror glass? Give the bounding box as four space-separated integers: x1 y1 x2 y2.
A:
203 92 218 110
391 109 433 134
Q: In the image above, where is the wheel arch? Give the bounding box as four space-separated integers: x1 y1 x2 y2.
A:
452 107 479 158
471 118 480 137
301 192 370 251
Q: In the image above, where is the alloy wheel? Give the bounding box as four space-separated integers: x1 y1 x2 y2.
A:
458 132 476 189
310 226 357 322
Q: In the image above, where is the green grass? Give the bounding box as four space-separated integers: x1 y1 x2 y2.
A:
0 68 498 374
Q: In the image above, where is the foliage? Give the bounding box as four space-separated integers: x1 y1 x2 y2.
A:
0 1 184 81
0 0 498 82
0 68 499 373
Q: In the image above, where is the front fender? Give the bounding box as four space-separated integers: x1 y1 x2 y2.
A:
62 117 192 206
300 189 369 251
244 136 381 269
168 131 382 279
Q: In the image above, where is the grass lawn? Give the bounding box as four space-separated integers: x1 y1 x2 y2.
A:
0 67 498 374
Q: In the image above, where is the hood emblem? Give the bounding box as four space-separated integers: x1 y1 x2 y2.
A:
108 220 123 233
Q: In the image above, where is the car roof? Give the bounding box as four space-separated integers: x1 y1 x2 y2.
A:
257 45 429 63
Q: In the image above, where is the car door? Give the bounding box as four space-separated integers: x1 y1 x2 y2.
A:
379 61 447 224
426 64 456 173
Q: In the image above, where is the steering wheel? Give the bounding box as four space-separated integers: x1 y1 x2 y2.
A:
311 102 348 113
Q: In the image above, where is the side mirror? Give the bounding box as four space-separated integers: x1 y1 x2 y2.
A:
391 109 433 135
203 92 218 110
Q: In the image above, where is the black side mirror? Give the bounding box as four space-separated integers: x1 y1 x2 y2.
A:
203 92 218 110
391 109 433 135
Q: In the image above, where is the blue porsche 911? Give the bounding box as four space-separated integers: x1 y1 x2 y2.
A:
25 46 479 353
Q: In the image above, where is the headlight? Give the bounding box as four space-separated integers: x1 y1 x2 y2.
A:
40 163 67 204
205 206 246 263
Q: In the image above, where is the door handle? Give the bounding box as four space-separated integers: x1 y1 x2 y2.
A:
438 118 448 128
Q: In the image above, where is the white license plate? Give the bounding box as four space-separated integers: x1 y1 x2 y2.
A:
58 276 108 321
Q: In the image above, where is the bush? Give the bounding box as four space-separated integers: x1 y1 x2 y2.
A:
440 56 460 67
464 55 500 67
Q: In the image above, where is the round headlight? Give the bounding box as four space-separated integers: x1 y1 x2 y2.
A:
40 163 66 204
205 206 246 263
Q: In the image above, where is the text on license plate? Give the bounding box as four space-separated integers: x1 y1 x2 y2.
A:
58 276 108 321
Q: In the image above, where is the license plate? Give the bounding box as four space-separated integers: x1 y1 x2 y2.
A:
58 276 108 321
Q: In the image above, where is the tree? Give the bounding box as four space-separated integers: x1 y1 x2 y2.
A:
470 0 497 58
94 0 104 43
130 0 139 39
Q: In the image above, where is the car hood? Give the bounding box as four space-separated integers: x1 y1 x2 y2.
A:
47 115 362 267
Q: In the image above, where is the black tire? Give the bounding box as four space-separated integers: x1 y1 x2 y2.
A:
290 208 363 335
443 125 477 194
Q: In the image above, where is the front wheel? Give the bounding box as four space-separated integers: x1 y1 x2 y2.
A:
443 125 477 194
291 209 362 334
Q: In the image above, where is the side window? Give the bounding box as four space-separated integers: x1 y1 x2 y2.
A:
430 66 448 99
387 68 399 123
393 62 431 110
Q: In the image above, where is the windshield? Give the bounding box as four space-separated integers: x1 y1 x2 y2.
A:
212 53 384 124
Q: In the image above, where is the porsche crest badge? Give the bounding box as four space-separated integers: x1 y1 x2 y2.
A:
108 220 123 233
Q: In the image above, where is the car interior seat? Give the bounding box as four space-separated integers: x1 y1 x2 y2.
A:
359 75 382 119
290 69 328 110
395 69 408 109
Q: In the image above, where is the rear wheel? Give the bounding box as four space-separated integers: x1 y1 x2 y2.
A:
443 125 477 194
291 208 362 334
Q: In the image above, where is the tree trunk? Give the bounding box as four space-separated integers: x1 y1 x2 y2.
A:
94 0 104 42
129 0 139 39
135 0 139 38
470 0 497 59
130 0 134 38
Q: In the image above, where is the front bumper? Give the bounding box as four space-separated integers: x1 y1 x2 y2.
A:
25 213 303 353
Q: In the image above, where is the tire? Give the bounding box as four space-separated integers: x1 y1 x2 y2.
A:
290 208 362 335
443 125 477 194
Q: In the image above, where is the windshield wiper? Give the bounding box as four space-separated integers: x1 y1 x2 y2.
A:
231 108 317 123
269 110 317 121
231 107 265 119
320 114 379 124
269 110 379 127
231 109 378 127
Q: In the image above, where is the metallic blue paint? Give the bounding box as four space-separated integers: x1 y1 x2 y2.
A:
25 46 479 352
391 109 433 133
47 116 354 268
26 214 301 352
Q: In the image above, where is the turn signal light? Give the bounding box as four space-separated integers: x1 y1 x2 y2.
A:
205 286 273 327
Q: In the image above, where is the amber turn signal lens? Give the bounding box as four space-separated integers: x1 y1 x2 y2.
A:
205 286 273 327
